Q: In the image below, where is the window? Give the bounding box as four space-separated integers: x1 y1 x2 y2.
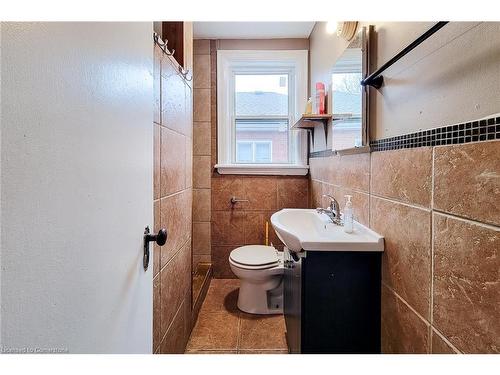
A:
216 50 308 175
236 140 272 163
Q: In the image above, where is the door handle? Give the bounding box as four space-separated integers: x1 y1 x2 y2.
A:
143 226 167 271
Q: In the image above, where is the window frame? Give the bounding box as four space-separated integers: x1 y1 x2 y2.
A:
216 50 309 176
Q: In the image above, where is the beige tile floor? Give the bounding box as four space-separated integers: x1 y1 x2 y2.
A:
185 279 288 354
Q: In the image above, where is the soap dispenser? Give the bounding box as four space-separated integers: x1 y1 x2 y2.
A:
343 195 353 233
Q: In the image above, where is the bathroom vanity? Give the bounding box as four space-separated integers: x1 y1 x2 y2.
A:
270 208 384 354
283 248 381 353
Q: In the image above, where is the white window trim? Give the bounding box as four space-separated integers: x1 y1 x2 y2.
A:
216 50 309 176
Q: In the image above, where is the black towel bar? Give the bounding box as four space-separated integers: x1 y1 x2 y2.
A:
361 21 449 89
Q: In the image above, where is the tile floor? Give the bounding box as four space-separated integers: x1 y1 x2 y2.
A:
185 279 288 354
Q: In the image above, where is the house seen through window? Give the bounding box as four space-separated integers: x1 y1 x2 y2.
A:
234 73 290 164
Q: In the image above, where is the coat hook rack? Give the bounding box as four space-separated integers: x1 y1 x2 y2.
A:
154 32 192 81
153 32 175 56
361 21 449 89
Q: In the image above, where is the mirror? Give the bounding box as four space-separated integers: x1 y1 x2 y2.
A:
331 26 370 153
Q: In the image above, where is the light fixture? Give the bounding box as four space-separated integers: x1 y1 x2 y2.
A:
326 21 338 34
336 21 359 41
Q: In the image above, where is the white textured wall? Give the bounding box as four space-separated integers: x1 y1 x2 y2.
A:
0 22 3 350
309 22 500 142
1 22 153 353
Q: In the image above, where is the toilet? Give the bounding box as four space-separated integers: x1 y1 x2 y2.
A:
229 245 284 315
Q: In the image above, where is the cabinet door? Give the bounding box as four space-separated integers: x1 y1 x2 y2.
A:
302 251 381 353
284 248 302 353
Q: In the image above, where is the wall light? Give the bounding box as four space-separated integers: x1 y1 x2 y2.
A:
336 21 359 41
326 21 359 41
326 21 338 34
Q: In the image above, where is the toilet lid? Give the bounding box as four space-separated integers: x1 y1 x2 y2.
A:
230 245 278 267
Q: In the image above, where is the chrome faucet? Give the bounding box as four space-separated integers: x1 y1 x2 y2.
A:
317 194 343 225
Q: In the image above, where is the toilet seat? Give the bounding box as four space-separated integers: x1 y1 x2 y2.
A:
229 245 284 314
229 245 280 270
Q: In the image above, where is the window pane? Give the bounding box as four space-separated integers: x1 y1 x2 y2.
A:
331 70 362 151
235 119 289 164
332 72 362 116
255 142 272 163
236 142 253 163
235 74 288 116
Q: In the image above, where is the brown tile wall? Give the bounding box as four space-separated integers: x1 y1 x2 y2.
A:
211 175 309 278
153 43 193 354
201 40 309 279
191 40 213 268
309 140 499 353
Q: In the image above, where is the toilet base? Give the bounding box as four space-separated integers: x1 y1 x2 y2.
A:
237 279 283 315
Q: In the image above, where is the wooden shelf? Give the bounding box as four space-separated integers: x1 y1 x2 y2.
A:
291 114 332 130
292 113 354 147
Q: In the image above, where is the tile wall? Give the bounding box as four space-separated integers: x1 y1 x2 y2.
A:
309 136 499 354
192 40 310 279
192 40 213 268
153 43 193 353
212 175 309 278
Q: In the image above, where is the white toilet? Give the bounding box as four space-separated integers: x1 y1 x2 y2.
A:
229 245 284 315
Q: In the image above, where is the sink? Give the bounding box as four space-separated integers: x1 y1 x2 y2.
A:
270 209 384 253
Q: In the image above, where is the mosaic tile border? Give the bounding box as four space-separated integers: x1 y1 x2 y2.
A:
370 116 499 152
309 115 500 157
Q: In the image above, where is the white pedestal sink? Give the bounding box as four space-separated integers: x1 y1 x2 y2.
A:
270 208 384 253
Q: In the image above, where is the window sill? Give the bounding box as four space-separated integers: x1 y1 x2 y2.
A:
215 164 309 176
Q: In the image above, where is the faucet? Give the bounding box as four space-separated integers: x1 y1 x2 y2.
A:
317 194 343 225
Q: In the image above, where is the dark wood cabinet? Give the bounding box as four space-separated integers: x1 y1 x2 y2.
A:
161 22 185 68
153 21 193 77
284 248 382 354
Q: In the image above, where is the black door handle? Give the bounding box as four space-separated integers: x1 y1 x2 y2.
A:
143 226 168 271
145 228 167 246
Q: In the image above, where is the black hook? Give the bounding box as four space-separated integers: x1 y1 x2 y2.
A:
143 226 168 271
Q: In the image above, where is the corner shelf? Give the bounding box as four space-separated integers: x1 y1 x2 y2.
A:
292 114 352 146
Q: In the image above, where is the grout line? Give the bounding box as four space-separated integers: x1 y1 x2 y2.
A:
431 327 463 354
382 282 430 327
157 120 193 139
429 147 436 354
433 210 500 231
186 350 237 354
159 188 190 201
157 296 186 353
236 310 242 352
370 193 432 213
310 179 371 196
431 146 435 211
158 236 192 274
